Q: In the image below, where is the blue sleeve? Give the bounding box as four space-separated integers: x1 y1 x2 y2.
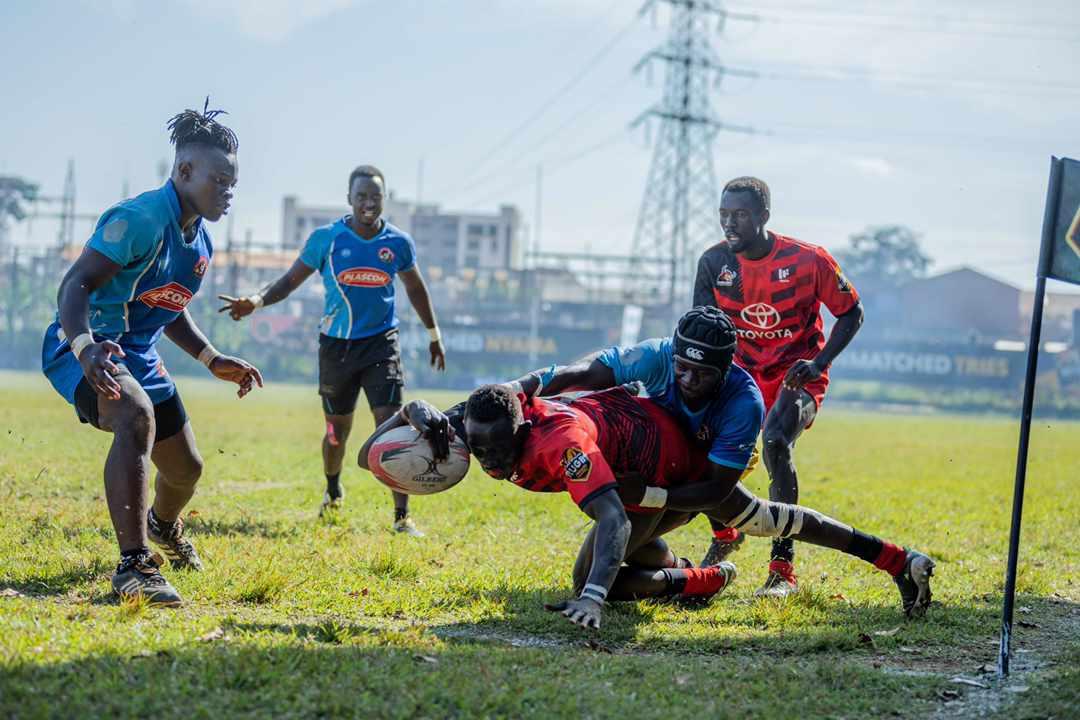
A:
299 229 330 271
86 207 158 267
707 386 765 470
595 339 670 397
398 233 416 272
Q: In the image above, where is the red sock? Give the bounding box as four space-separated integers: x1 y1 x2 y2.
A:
768 559 797 584
873 542 907 577
713 527 739 543
680 566 729 597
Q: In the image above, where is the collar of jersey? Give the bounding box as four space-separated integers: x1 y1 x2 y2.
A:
339 215 388 243
738 230 781 265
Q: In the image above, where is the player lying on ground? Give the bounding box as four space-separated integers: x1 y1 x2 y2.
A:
506 307 931 623
219 165 444 535
361 384 742 630
694 176 865 597
41 102 263 605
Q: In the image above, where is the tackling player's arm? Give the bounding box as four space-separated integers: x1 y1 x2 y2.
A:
619 461 745 512
511 353 616 398
57 248 126 399
692 253 715 308
217 258 314 320
399 267 446 371
162 310 263 398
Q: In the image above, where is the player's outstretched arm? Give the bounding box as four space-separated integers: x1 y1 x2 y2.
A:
218 258 314 320
511 354 616 398
163 310 262 398
57 248 126 400
357 400 456 469
545 489 629 630
399 267 446 371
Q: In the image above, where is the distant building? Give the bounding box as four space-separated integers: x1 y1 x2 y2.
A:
280 196 522 273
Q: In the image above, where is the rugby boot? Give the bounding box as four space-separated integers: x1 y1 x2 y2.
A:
393 516 425 538
671 561 737 604
112 551 182 606
147 511 204 571
700 527 745 567
894 549 935 618
754 559 798 599
319 488 345 518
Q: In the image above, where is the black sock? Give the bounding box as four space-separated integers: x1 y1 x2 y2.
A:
846 530 885 564
326 473 341 498
394 507 408 522
771 538 795 563
120 546 150 561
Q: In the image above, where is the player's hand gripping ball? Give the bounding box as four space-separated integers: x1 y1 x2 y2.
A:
367 426 470 495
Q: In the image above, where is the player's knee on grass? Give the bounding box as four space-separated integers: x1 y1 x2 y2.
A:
625 537 676 570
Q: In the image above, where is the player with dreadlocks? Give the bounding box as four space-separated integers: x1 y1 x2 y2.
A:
693 176 866 598
363 308 935 630
41 100 263 605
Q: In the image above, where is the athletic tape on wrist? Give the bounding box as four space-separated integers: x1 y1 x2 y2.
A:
250 293 265 309
197 344 222 368
536 364 556 391
427 326 442 343
581 583 607 603
70 333 95 359
639 486 668 509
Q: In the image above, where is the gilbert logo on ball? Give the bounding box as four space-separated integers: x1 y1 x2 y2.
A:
368 425 470 495
337 267 391 287
138 282 193 312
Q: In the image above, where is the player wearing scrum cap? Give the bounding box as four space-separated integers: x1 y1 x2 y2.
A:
41 101 263 605
511 306 934 622
219 165 445 535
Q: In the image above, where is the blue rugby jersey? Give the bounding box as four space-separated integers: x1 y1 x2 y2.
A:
299 217 416 340
596 338 764 470
42 180 212 405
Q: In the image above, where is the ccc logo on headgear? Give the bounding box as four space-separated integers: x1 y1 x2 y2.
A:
685 347 705 361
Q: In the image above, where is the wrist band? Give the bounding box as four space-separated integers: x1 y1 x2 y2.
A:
580 583 607 604
250 293 265 309
70 333 95 359
639 486 668 509
197 344 222 368
428 326 442 343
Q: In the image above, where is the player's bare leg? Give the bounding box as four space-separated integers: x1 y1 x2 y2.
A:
95 370 180 605
148 422 205 570
707 484 934 617
372 404 422 537
756 387 816 598
321 411 353 516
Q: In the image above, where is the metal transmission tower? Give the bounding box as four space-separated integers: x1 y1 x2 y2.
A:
630 0 756 311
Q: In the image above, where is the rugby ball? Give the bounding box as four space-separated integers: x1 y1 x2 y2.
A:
367 425 470 495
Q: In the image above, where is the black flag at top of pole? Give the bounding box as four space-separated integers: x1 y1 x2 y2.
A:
998 156 1080 677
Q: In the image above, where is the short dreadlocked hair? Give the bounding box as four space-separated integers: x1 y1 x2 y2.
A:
348 165 386 193
166 97 238 154
723 176 770 213
466 384 522 425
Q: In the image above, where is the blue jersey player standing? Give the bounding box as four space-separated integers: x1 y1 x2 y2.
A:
220 165 444 534
507 307 936 618
42 102 263 605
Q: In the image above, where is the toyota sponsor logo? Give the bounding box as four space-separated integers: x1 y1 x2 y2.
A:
337 267 391 287
685 346 705 361
740 302 780 329
138 282 193 312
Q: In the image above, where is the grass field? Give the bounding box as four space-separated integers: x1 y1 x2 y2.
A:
1 369 1078 719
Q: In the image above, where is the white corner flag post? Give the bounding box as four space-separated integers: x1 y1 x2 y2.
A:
998 156 1080 677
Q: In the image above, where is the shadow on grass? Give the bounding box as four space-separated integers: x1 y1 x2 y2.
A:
184 515 302 539
0 557 112 596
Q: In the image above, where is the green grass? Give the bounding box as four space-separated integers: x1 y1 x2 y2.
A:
1 369 1078 719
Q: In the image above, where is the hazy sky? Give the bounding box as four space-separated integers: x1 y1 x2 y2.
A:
2 0 1078 291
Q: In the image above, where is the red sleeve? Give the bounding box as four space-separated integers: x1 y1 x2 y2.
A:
812 246 859 317
532 422 618 509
